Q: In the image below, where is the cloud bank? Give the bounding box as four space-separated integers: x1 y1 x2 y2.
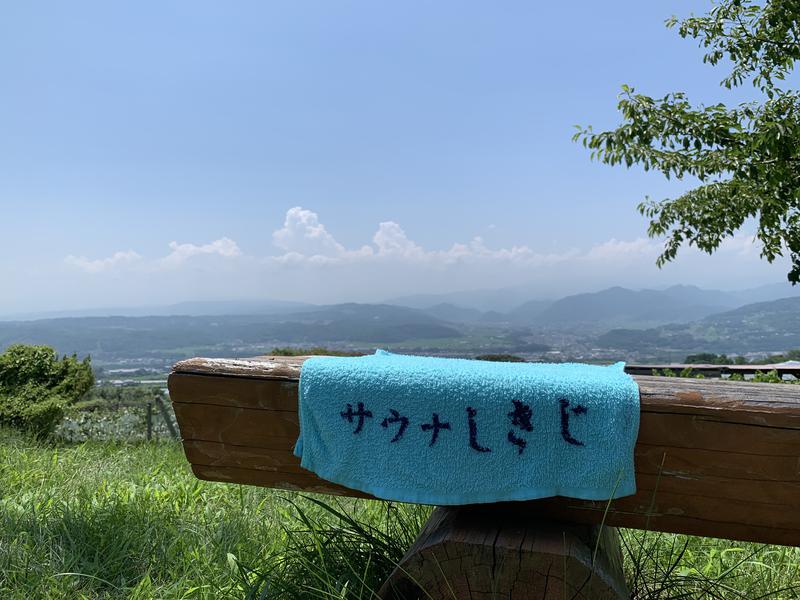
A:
66 206 658 273
64 250 142 273
58 206 786 307
159 237 241 269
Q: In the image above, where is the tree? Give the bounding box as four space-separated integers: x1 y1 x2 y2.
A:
474 354 527 362
0 344 95 436
575 1 800 283
685 352 730 364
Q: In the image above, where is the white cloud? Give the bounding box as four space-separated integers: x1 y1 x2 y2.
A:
64 209 673 279
373 221 425 259
65 238 243 274
56 207 790 309
447 236 578 266
64 250 141 273
159 237 241 269
718 233 760 257
272 207 347 256
270 208 578 268
584 237 659 262
269 207 375 265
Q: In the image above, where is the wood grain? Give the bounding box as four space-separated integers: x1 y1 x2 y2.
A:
169 356 800 546
379 507 629 599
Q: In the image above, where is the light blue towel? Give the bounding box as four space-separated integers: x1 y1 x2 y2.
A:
294 350 639 505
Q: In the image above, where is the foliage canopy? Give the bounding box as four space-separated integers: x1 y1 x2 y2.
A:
0 344 94 435
575 0 800 283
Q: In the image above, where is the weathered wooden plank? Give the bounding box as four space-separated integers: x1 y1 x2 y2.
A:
183 438 799 483
189 464 799 545
170 360 800 418
191 464 373 498
173 356 306 380
173 356 800 396
181 439 800 506
634 444 799 481
171 395 800 456
169 356 800 546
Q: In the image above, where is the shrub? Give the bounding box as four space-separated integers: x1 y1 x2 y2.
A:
0 344 94 436
684 352 728 364
475 354 527 362
0 383 65 435
269 347 363 357
752 369 783 383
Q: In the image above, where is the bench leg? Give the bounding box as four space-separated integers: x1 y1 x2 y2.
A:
379 506 628 600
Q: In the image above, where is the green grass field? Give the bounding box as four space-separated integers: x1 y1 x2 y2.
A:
1 431 798 599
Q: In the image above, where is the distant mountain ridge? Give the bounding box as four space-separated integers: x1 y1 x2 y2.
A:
0 299 314 321
6 282 797 324
0 303 463 363
418 303 488 323
387 281 799 314
526 285 737 328
597 296 800 354
386 287 551 313
390 282 800 328
2 284 799 364
411 285 745 327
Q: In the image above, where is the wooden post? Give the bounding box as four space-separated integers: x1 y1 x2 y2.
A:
146 401 153 441
379 505 628 600
154 395 179 439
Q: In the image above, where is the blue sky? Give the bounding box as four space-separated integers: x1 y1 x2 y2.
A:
0 1 793 314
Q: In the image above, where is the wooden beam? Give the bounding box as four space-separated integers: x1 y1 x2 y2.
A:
168 356 800 546
378 507 629 599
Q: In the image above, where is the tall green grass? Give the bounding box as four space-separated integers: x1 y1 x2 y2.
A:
0 430 426 599
0 431 798 598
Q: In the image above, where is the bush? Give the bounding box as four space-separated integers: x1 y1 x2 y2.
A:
0 344 94 436
752 369 784 383
0 383 65 435
684 352 729 364
475 354 527 362
269 347 363 357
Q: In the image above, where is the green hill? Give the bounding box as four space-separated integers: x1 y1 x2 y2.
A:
597 296 800 354
0 304 463 364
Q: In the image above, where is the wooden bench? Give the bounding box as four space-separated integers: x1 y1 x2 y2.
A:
168 356 800 599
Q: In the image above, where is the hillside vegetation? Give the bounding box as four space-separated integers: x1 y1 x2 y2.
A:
600 297 800 354
0 345 94 435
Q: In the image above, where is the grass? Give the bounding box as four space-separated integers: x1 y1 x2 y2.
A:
0 430 799 599
0 430 426 599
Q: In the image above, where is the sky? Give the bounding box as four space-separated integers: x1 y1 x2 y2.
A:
0 1 794 315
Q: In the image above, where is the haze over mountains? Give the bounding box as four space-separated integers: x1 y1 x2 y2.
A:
6 282 798 323
1 283 798 367
0 299 313 321
387 282 799 315
411 283 800 328
598 296 800 354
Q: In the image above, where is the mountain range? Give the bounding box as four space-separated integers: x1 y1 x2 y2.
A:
0 304 464 364
389 282 800 316
0 299 312 321
1 283 799 364
413 284 800 329
5 282 798 327
598 296 800 354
